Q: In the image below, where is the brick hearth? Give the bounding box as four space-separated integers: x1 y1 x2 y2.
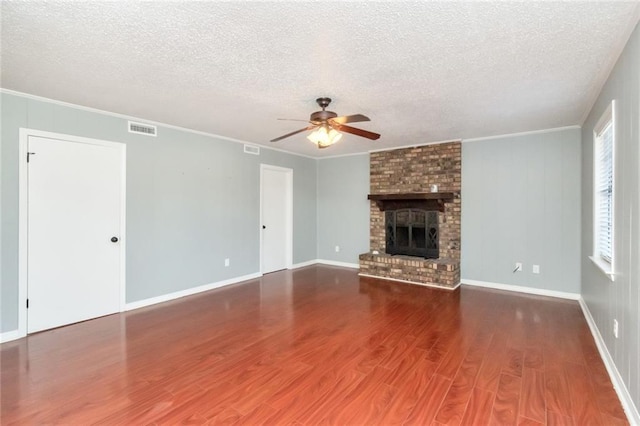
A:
359 141 461 289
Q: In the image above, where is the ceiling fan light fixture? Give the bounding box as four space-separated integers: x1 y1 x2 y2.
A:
270 96 379 144
307 125 342 147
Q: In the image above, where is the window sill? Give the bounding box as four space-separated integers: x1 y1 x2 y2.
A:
589 256 616 282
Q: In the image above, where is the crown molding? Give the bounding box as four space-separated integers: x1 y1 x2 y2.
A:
462 125 581 143
368 138 462 154
0 88 318 160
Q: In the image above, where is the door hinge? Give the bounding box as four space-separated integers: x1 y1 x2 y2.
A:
27 152 36 162
26 299 29 309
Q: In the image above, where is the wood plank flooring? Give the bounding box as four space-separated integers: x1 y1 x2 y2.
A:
0 265 628 425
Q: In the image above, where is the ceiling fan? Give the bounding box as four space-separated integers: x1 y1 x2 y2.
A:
270 97 380 149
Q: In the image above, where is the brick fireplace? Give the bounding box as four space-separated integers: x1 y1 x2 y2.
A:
359 141 461 289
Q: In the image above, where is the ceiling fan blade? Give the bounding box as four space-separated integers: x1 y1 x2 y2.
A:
334 124 381 140
277 118 311 122
329 114 370 125
270 125 316 142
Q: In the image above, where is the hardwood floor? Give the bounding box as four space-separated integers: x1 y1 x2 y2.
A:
0 265 628 425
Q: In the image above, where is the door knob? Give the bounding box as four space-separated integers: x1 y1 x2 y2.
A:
262 225 266 229
111 237 119 243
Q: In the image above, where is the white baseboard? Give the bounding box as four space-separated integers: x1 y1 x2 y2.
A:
317 259 360 269
2 271 269 344
461 278 580 300
125 272 262 311
359 273 461 291
579 298 640 425
0 329 23 344
290 259 320 269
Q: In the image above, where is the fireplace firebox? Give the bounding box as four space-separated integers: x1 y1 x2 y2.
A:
385 209 438 258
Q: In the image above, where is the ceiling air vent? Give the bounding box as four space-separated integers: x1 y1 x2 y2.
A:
128 121 157 137
244 144 260 155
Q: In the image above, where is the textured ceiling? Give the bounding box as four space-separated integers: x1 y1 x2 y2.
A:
2 1 639 158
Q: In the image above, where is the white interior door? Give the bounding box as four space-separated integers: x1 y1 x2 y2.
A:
27 135 124 333
261 165 292 274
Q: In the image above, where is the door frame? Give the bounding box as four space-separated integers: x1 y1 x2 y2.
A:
259 164 293 274
18 128 127 338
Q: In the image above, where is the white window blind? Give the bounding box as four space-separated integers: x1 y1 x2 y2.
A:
594 112 614 264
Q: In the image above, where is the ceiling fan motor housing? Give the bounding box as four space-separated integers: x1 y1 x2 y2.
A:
310 110 338 123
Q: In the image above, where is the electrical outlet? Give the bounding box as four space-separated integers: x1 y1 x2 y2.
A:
335 245 340 253
224 258 230 267
613 319 619 338
533 265 540 274
514 262 523 272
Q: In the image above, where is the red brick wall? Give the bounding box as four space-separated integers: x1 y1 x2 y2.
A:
359 141 461 289
369 142 461 260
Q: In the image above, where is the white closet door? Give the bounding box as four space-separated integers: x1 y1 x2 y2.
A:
27 135 123 333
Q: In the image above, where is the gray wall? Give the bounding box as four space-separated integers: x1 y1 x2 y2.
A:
317 154 370 264
581 22 640 409
461 128 582 294
0 92 317 332
313 131 584 295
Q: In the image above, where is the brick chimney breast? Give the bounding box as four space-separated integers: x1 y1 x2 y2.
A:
359 142 461 289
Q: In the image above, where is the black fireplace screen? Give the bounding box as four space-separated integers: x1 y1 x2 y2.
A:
385 209 438 258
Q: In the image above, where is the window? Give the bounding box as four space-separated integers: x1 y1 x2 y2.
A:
591 101 615 280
